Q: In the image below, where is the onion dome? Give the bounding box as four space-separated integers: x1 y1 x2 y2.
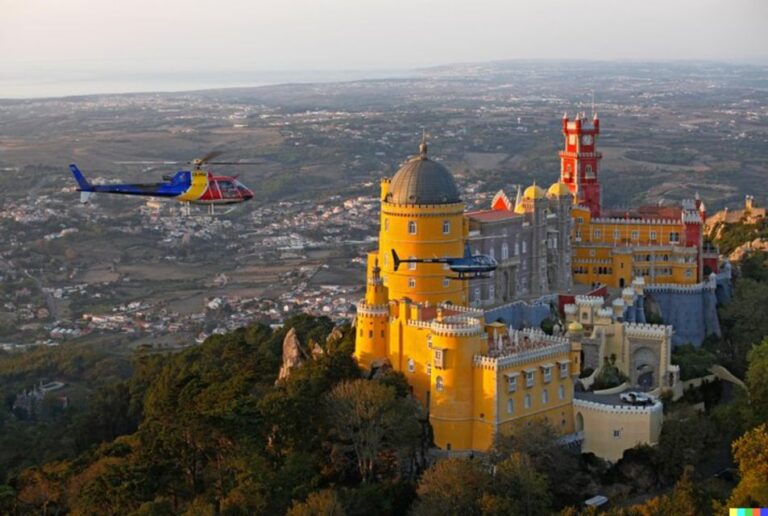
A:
523 184 546 200
386 140 461 205
547 182 571 198
567 321 584 333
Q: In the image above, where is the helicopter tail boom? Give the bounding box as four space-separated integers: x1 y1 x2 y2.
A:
69 164 93 191
391 249 401 271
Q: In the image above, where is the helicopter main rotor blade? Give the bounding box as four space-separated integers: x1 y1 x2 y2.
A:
196 151 224 165
205 161 263 165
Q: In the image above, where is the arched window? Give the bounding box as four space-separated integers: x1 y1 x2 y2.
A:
501 243 509 260
435 376 444 392
524 394 531 409
407 358 415 373
408 221 417 235
542 389 549 404
507 399 514 414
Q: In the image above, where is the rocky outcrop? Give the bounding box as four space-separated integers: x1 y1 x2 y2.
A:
326 327 344 345
277 328 308 382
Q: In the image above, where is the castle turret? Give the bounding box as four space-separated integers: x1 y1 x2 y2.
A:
559 112 602 217
378 139 467 305
355 256 391 367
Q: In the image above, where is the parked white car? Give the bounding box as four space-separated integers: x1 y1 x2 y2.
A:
619 391 654 405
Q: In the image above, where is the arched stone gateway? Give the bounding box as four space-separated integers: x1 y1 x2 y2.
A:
632 347 657 389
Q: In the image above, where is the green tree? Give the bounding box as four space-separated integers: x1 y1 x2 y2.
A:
412 458 490 516
727 424 768 508
481 452 551 515
715 278 768 375
325 379 421 483
746 337 768 424
492 419 588 508
287 489 346 516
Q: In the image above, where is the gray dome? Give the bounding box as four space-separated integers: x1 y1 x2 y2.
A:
387 147 461 205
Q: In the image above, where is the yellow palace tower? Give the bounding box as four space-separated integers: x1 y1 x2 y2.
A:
355 140 578 452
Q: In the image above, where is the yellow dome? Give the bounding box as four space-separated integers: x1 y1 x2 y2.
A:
547 182 571 198
567 321 584 332
523 184 546 200
514 202 527 214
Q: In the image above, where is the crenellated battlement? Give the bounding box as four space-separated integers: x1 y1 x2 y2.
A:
623 322 672 339
573 397 663 415
355 302 390 317
591 217 679 225
645 281 712 294
575 295 605 307
564 304 577 314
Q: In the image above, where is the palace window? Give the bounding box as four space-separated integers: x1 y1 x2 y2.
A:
473 287 481 302
525 370 535 388
542 366 552 383
501 243 509 260
443 277 451 288
559 385 565 400
408 278 416 288
407 358 415 373
408 221 417 235
489 247 495 260
524 394 532 409
576 217 584 224
507 399 515 414
670 232 680 244
614 229 621 240
594 229 601 239
522 241 528 254
434 349 445 369
426 363 432 376
542 389 549 404
408 256 417 271
506 374 518 393
650 231 657 240
514 242 520 256
613 429 622 439
631 230 639 240
435 376 444 392
585 165 594 178
443 220 451 234
560 362 569 379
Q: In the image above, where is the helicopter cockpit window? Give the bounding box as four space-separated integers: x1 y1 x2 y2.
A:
218 180 238 198
235 180 251 195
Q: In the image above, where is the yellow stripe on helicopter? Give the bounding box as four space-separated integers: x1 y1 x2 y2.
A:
177 171 209 202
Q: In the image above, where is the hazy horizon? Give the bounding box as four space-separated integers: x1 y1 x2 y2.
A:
2 0 767 98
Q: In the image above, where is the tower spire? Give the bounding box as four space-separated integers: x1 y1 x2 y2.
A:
419 129 428 158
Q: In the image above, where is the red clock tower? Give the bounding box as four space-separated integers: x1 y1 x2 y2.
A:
559 113 602 217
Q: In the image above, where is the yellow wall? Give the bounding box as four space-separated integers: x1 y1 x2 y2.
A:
377 180 468 306
575 399 664 462
572 207 697 287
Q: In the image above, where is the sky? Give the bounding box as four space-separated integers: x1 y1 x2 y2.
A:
1 0 767 96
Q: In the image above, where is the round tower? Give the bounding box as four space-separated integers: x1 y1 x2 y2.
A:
354 258 390 368
428 319 486 451
378 139 467 305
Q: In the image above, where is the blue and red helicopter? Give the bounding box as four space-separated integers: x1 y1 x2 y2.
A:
70 151 254 214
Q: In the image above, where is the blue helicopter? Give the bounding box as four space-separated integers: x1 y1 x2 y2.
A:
391 244 498 280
